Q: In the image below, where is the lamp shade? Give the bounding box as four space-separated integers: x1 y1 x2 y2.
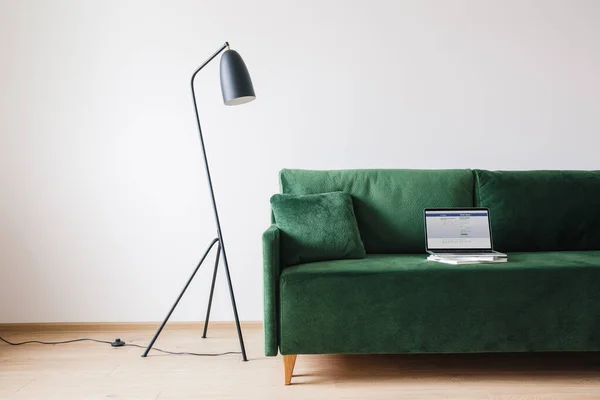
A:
220 50 256 106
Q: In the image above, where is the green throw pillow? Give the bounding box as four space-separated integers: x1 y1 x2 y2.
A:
270 192 366 266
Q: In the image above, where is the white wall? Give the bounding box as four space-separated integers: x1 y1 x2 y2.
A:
0 0 599 323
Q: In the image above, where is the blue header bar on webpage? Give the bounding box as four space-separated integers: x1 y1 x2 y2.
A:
426 213 488 217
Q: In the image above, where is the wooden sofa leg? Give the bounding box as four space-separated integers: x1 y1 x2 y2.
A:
283 354 297 385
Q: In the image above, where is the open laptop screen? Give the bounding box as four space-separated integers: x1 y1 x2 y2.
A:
424 208 492 250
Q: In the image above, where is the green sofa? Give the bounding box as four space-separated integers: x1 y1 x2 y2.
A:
263 169 600 384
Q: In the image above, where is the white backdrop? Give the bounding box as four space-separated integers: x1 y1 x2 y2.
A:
0 0 598 322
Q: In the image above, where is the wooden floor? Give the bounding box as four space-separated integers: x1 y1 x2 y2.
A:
2 324 600 399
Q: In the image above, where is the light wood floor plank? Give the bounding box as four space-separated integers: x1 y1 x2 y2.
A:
1 325 600 399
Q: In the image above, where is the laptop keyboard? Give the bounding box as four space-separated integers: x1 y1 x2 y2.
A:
434 250 492 254
432 250 505 256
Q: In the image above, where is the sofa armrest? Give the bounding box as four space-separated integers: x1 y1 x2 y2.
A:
263 224 281 356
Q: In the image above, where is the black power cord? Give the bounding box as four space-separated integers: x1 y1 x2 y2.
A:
0 335 241 357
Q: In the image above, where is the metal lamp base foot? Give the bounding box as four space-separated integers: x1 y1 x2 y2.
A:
141 237 247 361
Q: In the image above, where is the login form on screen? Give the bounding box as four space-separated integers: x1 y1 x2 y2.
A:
425 210 492 249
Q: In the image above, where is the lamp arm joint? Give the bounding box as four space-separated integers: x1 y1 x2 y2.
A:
191 42 230 87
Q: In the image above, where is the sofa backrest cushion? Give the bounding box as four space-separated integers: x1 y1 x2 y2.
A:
474 169 600 252
279 169 474 253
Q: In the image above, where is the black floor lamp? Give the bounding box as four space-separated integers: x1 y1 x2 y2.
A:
142 42 255 361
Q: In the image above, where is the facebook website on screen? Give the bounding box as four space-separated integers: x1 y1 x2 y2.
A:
426 210 492 249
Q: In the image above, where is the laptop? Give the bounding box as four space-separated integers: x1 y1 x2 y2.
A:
424 208 506 257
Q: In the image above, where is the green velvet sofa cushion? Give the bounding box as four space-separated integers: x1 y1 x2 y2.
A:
271 192 365 266
474 170 600 252
279 169 474 253
279 252 600 355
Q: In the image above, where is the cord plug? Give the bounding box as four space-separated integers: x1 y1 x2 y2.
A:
111 338 125 347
